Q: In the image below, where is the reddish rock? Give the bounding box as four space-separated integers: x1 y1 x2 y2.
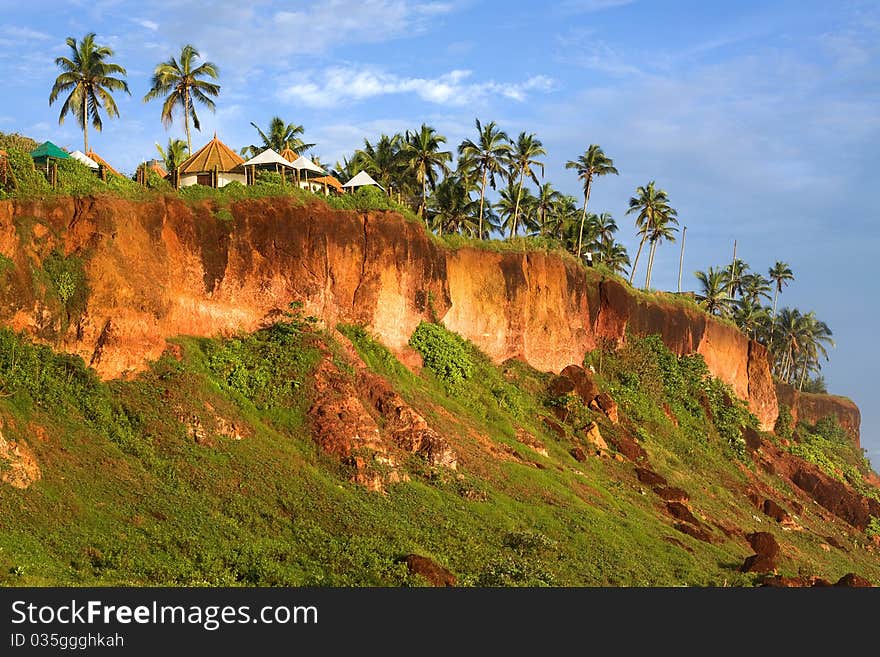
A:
569 447 587 462
742 425 763 451
403 555 457 587
776 382 861 448
761 575 810 587
654 486 690 503
741 554 777 573
541 416 566 438
607 433 647 462
635 467 667 487
762 499 791 524
666 502 699 525
747 532 779 559
560 365 600 404
582 421 608 452
589 392 619 424
835 573 872 587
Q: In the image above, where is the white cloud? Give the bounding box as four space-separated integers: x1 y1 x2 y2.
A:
134 19 159 31
278 67 555 108
558 0 634 13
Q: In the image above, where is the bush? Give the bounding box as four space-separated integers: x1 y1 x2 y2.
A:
408 322 473 388
867 517 880 540
0 131 39 153
57 158 108 196
775 404 794 439
4 148 51 197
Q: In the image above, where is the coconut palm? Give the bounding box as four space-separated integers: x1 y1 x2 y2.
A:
428 175 480 237
740 273 772 305
532 182 562 237
506 132 546 238
643 214 678 289
592 213 619 246
143 44 220 153
794 312 834 390
458 119 512 238
595 240 631 276
733 299 771 339
768 261 794 319
565 145 618 259
627 182 677 286
155 138 189 171
695 267 732 316
402 124 452 226
244 117 313 158
496 180 535 238
725 259 749 299
49 33 130 153
354 133 405 196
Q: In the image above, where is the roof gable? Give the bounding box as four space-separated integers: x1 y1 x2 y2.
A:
178 134 245 174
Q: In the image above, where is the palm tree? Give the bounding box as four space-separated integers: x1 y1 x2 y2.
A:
725 259 749 299
143 44 220 153
495 180 534 238
794 312 834 390
768 261 794 319
595 240 630 276
533 182 562 237
244 117 313 157
695 267 732 316
331 156 359 183
565 145 618 259
49 33 130 153
506 132 546 238
733 299 771 339
402 124 452 227
354 133 405 196
626 182 677 286
155 138 189 171
458 119 511 238
643 213 679 289
741 273 772 305
592 212 619 246
427 175 480 237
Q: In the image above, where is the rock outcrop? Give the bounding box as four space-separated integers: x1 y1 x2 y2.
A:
775 382 861 447
0 196 859 437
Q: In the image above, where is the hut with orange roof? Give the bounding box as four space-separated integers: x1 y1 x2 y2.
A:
85 149 122 179
176 134 246 188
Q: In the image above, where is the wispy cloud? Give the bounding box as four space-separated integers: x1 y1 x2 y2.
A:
133 19 159 31
558 0 634 14
278 67 555 108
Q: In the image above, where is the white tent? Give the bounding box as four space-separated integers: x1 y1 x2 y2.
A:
290 155 324 174
69 150 99 169
342 170 384 191
242 148 294 169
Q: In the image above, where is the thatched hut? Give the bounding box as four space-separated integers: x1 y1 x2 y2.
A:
176 134 246 188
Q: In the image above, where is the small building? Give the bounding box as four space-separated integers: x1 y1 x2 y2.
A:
310 175 344 196
242 148 294 184
342 170 384 192
176 134 246 188
30 141 69 166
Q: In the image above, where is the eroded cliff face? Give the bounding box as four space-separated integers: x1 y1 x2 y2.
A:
776 383 861 447
0 195 841 435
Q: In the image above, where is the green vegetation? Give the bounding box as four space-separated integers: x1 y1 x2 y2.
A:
42 250 89 329
774 404 794 440
408 322 474 389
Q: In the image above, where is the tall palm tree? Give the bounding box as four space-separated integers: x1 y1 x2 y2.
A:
506 132 546 238
592 212 619 246
427 175 480 237
644 213 679 289
244 117 313 157
155 138 189 171
354 133 405 196
49 33 129 153
565 145 618 259
725 259 749 299
458 119 511 238
768 261 794 319
626 181 676 286
495 180 535 239
402 124 452 227
695 267 732 316
143 44 220 153
794 312 834 390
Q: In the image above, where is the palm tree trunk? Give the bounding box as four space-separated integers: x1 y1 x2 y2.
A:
576 176 592 259
511 169 525 239
82 93 89 153
422 169 429 231
184 90 192 153
772 287 779 319
478 168 487 239
629 234 648 285
798 362 808 391
645 239 657 289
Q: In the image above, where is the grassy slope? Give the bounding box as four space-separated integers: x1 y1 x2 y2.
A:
0 319 877 587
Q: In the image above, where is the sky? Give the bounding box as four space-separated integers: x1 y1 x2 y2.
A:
1 0 878 463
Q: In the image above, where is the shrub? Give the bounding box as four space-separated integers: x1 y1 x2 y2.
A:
775 404 794 439
408 322 473 388
867 517 880 540
0 131 39 153
57 159 107 196
4 148 52 197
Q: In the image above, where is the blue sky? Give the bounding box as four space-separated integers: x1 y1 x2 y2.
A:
1 0 879 463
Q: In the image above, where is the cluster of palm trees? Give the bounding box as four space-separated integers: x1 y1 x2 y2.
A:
330 120 644 275
694 261 832 390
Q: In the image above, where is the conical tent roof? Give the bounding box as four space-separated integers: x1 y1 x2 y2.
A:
290 155 325 174
342 170 383 190
178 134 245 174
243 148 294 168
30 141 69 161
69 150 99 169
278 147 298 163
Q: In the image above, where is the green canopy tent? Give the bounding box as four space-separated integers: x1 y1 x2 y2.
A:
30 141 70 165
